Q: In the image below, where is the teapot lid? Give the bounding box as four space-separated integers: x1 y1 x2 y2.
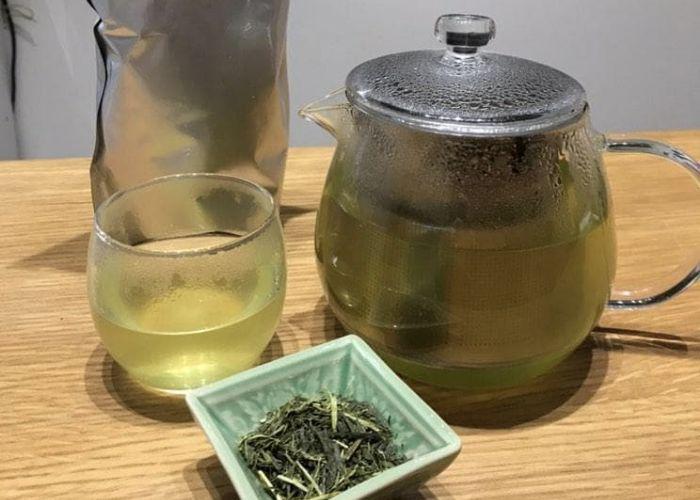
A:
345 14 587 136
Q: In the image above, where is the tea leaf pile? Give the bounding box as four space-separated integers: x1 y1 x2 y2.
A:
238 393 406 499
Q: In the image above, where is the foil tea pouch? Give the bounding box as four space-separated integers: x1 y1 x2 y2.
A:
87 0 289 207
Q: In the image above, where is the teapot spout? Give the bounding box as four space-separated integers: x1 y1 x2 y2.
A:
299 88 351 139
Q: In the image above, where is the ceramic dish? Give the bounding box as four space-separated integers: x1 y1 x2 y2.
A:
186 335 461 499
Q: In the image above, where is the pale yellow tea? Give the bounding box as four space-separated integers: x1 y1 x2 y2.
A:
91 235 285 392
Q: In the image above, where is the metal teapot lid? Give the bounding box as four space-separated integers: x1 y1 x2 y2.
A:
345 14 587 136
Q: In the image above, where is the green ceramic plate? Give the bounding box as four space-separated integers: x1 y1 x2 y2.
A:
186 335 461 499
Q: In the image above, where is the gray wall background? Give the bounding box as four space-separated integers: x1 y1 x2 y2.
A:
2 0 700 159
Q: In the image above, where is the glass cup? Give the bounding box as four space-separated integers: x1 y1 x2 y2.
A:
87 174 286 393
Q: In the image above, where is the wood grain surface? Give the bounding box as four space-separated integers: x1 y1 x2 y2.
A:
1 131 700 499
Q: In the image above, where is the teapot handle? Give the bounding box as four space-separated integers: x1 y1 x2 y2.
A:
604 138 700 309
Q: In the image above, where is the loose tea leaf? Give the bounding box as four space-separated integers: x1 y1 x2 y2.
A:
238 393 407 499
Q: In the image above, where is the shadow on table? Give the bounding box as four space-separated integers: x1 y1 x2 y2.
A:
396 483 457 500
84 344 192 425
408 338 609 430
287 297 345 347
13 231 89 274
183 455 239 500
592 326 700 358
280 205 315 227
84 333 284 426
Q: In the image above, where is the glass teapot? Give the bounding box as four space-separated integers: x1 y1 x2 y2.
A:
301 14 700 389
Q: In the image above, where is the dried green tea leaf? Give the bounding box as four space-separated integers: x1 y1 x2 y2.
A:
238 393 406 499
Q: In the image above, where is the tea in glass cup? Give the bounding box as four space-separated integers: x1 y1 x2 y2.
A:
88 174 286 393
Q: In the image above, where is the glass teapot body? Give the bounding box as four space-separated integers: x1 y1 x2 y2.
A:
313 106 616 388
303 13 700 389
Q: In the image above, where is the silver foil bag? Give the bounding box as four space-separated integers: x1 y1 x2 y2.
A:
88 0 289 207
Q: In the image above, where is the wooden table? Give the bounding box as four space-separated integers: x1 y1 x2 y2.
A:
2 131 700 499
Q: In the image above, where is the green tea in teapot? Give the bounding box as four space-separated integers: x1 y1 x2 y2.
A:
316 161 616 388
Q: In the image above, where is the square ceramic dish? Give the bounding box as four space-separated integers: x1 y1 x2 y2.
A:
186 335 461 499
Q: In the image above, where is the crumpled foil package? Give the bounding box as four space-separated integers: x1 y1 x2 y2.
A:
88 0 289 208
